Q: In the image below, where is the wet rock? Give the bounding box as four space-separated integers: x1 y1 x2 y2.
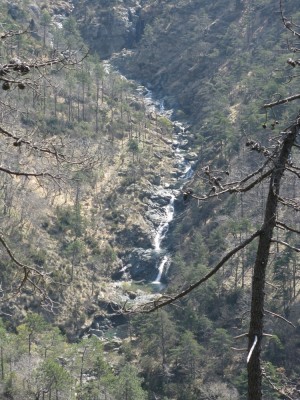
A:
173 123 185 134
150 190 172 206
124 248 158 281
89 328 104 337
145 209 165 225
178 139 189 148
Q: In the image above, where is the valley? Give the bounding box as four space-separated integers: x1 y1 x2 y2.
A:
0 1 299 399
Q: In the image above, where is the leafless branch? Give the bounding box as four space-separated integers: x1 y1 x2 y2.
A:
234 333 249 339
0 165 61 180
262 365 296 400
0 27 29 40
278 195 300 210
276 221 300 234
0 232 50 292
265 309 296 328
264 93 300 108
0 125 97 168
190 168 272 201
247 335 258 363
231 347 248 351
271 239 300 252
280 0 300 39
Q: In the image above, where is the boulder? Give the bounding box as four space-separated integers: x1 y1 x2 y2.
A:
124 248 158 281
185 152 198 161
117 224 152 248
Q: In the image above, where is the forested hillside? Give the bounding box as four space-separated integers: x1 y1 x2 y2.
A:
0 0 299 399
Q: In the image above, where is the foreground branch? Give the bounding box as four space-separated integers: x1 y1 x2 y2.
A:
0 232 50 298
128 229 261 313
271 239 300 252
264 93 300 109
265 309 296 328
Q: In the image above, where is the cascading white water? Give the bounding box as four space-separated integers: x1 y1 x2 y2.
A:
99 65 195 287
152 196 175 284
153 255 170 284
153 195 175 251
135 85 194 285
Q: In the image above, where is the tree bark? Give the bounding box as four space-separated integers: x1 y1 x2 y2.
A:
247 121 299 400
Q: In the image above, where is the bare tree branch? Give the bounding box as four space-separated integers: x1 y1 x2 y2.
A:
276 221 300 234
262 366 296 400
127 229 261 313
280 0 300 40
271 239 300 252
264 93 300 108
190 169 272 201
265 309 296 328
0 165 61 180
0 231 59 312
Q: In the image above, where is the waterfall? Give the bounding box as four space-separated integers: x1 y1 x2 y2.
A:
153 195 175 251
134 88 195 285
109 74 195 285
152 196 175 284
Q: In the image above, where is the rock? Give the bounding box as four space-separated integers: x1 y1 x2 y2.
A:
150 175 161 185
185 152 198 161
78 4 143 59
124 248 158 281
89 328 104 337
103 338 123 351
179 139 189 148
145 209 164 225
117 224 152 248
173 123 185 134
154 152 163 160
8 3 23 20
29 4 40 17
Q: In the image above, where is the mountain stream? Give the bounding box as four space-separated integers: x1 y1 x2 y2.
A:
136 87 195 287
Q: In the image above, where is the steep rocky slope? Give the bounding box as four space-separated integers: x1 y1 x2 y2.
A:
0 1 300 399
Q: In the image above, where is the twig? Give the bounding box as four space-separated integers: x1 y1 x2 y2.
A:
265 309 296 328
231 347 247 351
263 366 295 400
264 93 300 109
234 333 249 339
271 239 300 253
276 221 300 234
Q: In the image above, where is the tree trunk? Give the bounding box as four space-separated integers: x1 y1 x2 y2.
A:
247 122 299 399
1 346 4 380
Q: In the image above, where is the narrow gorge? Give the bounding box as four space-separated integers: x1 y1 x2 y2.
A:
112 84 196 287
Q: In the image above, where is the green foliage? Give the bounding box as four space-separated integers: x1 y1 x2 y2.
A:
174 331 204 382
113 364 146 400
128 138 139 156
36 358 73 397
